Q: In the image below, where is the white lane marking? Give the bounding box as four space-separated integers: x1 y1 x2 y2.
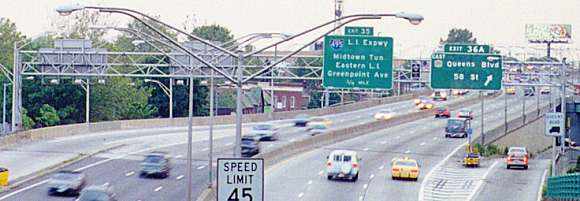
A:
289 138 296 142
466 161 499 201
0 180 47 200
225 142 233 146
537 169 548 201
298 192 304 198
197 165 206 170
433 137 438 140
363 184 368 189
420 142 426 146
363 147 369 151
359 122 364 125
154 186 163 192
103 182 110 186
379 165 385 170
369 174 375 179
404 150 411 154
307 180 313 185
267 144 274 148
359 196 364 200
418 142 467 201
176 175 185 180
410 130 415 134
318 170 324 176
356 115 362 118
395 136 401 139
174 155 183 158
380 141 387 144
125 171 135 177
201 148 209 151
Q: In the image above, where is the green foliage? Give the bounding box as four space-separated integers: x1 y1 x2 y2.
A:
474 143 503 157
440 28 477 44
566 156 580 173
21 108 34 130
191 24 234 43
90 77 157 121
0 18 26 69
37 104 60 127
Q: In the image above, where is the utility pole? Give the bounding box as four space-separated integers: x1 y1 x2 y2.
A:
560 59 567 153
208 70 214 187
186 76 194 201
234 52 244 157
480 91 485 145
504 90 508 135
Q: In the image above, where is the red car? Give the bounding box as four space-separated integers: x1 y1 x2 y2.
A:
434 107 450 118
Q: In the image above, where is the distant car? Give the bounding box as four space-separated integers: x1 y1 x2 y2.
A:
540 87 551 95
294 114 311 127
47 170 86 196
505 87 516 95
414 96 431 105
457 109 474 120
432 91 448 101
307 122 328 136
445 118 468 138
309 116 333 127
140 151 171 178
326 150 360 181
391 157 420 181
452 89 468 96
506 147 529 169
463 152 481 168
241 135 260 157
433 107 450 118
75 184 118 201
374 109 395 120
250 123 278 141
524 87 535 96
416 100 434 110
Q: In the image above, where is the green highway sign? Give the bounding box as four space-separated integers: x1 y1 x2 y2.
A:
344 26 374 36
444 44 490 54
431 53 502 90
323 35 393 89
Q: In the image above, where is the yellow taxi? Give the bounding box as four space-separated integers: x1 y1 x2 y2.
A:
391 157 419 181
416 100 434 110
309 117 333 127
505 87 516 95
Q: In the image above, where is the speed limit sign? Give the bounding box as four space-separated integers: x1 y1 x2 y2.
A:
217 158 264 201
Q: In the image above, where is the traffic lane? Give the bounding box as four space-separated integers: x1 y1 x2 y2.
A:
472 159 550 201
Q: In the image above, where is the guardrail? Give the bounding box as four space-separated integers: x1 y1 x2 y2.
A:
0 91 430 147
545 173 580 200
196 93 490 201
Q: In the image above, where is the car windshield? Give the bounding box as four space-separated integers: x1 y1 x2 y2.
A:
78 190 110 201
460 109 470 113
144 155 163 163
253 124 272 130
395 161 417 167
436 108 446 112
311 124 326 129
509 148 526 153
242 138 256 145
447 120 465 131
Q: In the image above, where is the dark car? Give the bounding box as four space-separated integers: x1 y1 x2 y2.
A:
140 152 171 178
47 170 86 196
524 87 535 96
241 136 260 157
445 118 468 138
434 107 450 118
432 91 448 101
294 114 311 127
75 185 118 201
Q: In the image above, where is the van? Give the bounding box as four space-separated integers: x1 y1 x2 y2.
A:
326 150 361 181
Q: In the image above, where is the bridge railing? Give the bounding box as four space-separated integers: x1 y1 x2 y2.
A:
546 173 580 200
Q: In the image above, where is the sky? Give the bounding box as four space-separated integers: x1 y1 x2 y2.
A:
1 0 579 59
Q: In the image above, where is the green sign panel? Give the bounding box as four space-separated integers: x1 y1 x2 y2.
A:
344 26 374 36
323 35 393 89
431 53 502 90
444 44 490 54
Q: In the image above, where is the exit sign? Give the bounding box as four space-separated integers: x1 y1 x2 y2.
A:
344 26 374 36
444 44 490 54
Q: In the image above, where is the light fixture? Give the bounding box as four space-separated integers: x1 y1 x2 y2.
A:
395 12 424 25
55 4 85 16
98 79 106 84
49 79 59 85
175 80 185 86
25 76 35 80
74 79 84 85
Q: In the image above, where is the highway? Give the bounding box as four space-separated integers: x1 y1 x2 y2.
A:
0 94 470 201
264 93 553 201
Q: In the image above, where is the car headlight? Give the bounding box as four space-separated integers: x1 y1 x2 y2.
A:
414 99 421 104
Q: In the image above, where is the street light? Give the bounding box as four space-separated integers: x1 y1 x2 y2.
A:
55 4 85 16
144 79 173 118
73 79 91 124
395 12 424 25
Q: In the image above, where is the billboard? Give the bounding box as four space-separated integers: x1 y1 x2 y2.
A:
525 24 572 43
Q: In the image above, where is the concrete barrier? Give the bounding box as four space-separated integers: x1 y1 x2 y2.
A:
1 91 430 147
197 93 490 201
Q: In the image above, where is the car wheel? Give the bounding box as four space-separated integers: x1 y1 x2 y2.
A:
352 173 359 182
392 176 397 180
506 165 511 169
524 165 528 170
327 175 333 180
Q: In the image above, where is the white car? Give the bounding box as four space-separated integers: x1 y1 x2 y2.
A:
326 150 360 181
307 122 328 136
250 123 278 141
540 87 551 94
374 109 395 120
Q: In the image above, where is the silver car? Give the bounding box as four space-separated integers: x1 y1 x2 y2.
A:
250 123 278 141
47 170 86 196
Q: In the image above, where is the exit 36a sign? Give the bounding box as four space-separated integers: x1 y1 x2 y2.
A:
444 44 490 54
431 53 502 90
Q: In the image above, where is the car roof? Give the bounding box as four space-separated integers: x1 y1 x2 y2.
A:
509 147 527 151
329 150 357 156
393 157 417 163
83 185 112 192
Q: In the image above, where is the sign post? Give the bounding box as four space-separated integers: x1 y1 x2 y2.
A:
217 158 264 201
323 35 393 89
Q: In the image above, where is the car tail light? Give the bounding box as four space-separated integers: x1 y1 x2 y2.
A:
352 163 358 168
410 169 418 173
392 168 399 172
507 156 512 161
326 161 332 167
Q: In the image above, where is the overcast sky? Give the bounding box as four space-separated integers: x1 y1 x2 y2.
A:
1 0 579 59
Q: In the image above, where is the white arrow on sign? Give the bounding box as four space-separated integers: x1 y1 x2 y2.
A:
484 75 493 86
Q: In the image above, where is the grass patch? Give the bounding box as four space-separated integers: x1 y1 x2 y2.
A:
473 143 503 157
